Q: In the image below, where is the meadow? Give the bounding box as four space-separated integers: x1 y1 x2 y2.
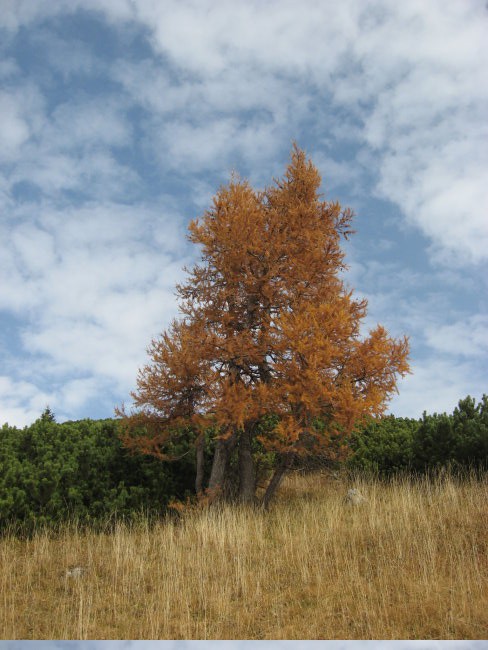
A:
1 471 486 639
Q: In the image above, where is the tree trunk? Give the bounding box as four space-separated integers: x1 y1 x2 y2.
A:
207 430 236 501
262 453 294 510
195 433 205 495
238 424 256 504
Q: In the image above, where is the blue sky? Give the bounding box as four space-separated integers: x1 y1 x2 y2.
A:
0 1 487 427
0 641 488 650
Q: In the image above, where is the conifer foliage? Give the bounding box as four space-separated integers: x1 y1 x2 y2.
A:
118 146 410 506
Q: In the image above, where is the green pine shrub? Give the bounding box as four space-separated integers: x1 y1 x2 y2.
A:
347 395 488 476
0 413 196 533
412 395 488 473
347 415 419 476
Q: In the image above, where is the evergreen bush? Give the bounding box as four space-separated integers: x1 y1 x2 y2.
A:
0 413 195 533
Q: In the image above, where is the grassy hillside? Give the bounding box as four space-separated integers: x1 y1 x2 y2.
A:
1 471 487 639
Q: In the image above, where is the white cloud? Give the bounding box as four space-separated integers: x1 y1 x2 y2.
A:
1 0 487 425
17 151 138 200
159 117 283 175
0 201 191 423
0 376 54 427
313 152 366 195
111 59 307 182
354 3 488 264
1 642 485 650
5 1 487 263
0 90 33 161
341 256 487 417
11 223 57 275
389 356 485 418
130 0 488 264
4 93 137 199
425 315 488 358
58 377 102 412
21 286 179 391
48 98 133 150
2 641 486 650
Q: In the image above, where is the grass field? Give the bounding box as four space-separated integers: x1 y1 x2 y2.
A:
1 471 487 639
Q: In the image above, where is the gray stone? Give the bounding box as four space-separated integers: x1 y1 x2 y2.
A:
345 488 366 505
65 565 87 578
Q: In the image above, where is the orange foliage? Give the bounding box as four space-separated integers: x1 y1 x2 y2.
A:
118 145 410 501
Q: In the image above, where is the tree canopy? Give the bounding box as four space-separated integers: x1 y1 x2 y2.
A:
118 146 410 506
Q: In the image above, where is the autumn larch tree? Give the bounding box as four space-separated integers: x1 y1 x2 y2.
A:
118 146 410 507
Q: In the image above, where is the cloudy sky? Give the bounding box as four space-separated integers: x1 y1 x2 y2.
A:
1 0 487 427
0 641 488 650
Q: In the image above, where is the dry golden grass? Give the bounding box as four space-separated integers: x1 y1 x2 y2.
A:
1 472 487 639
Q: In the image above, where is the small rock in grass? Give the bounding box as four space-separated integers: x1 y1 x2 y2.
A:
65 565 87 578
345 488 366 506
